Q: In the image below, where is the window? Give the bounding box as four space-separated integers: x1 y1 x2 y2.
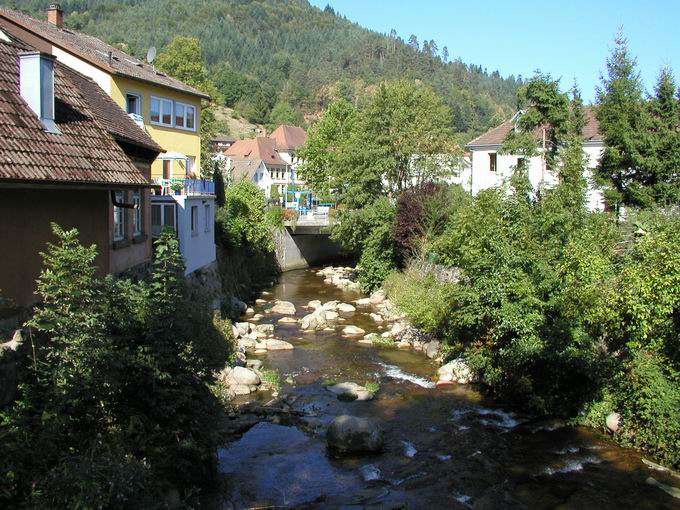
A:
489 152 497 172
175 102 197 131
151 203 176 236
132 190 142 236
150 96 173 126
204 204 211 232
113 190 126 241
190 205 198 236
517 157 526 169
126 93 141 115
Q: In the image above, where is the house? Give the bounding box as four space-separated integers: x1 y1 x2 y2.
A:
462 107 606 210
0 4 209 182
225 137 290 200
0 27 161 309
210 134 237 154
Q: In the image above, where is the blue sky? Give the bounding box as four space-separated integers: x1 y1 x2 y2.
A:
309 0 678 102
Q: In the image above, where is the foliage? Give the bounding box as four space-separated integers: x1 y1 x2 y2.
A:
216 180 278 252
8 0 522 138
261 369 282 392
0 225 233 508
267 101 304 131
300 81 462 208
364 381 380 394
213 159 227 207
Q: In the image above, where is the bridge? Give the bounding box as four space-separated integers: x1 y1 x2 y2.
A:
277 211 342 270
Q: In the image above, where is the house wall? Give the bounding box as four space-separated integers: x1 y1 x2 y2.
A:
152 194 216 275
110 76 202 178
52 46 112 94
0 187 109 308
108 188 152 275
467 144 606 211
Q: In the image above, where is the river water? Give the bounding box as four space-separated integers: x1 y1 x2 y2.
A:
218 268 679 509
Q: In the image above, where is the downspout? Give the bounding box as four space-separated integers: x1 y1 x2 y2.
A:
110 190 137 209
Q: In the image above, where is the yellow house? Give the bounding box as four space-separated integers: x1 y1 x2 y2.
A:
0 4 209 181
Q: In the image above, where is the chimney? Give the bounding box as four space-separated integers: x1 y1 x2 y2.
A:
20 51 60 134
47 4 64 29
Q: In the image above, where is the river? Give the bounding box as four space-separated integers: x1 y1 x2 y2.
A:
217 268 680 509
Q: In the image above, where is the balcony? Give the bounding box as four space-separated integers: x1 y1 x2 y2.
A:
154 177 215 196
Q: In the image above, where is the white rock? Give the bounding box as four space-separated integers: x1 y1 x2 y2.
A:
255 324 275 334
337 303 356 313
323 301 339 311
235 322 251 336
342 325 365 337
251 314 263 321
278 317 298 324
606 412 621 433
307 300 322 309
369 313 384 323
265 339 294 350
325 311 339 321
255 299 267 305
230 366 261 386
245 307 255 315
271 301 296 315
437 358 478 385
370 290 387 305
355 298 371 306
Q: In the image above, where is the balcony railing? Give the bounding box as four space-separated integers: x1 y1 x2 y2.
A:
154 177 215 196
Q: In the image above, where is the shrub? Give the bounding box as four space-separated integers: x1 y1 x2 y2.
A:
216 180 276 252
1 225 231 508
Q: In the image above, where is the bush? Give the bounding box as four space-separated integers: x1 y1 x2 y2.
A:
0 225 232 508
216 180 277 252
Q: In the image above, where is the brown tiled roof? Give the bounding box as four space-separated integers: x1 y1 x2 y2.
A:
65 66 163 154
229 158 261 181
467 106 603 147
0 37 155 187
0 6 209 100
211 134 236 144
225 137 288 167
269 125 307 151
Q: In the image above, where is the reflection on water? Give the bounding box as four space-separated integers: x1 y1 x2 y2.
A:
220 268 680 509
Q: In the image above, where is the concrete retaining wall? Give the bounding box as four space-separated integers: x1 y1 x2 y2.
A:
274 227 344 271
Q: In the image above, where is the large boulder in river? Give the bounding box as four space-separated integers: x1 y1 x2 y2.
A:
424 340 441 359
342 325 365 337
264 339 294 351
437 358 478 384
337 303 356 313
271 300 296 315
326 382 374 401
369 290 386 305
300 307 328 331
230 366 261 386
327 415 384 453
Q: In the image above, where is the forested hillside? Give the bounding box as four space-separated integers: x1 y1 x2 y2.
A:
2 0 522 138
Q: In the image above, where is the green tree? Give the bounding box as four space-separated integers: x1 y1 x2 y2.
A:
268 101 304 130
595 32 652 209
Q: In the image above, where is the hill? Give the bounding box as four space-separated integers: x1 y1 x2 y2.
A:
2 0 522 139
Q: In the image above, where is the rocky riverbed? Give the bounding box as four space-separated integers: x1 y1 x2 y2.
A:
216 267 680 510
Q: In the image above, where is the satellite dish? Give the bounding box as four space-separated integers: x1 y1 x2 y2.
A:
146 46 157 64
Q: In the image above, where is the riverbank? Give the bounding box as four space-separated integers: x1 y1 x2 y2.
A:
216 266 680 509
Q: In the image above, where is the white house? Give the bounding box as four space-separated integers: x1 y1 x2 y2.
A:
460 107 606 211
151 193 216 275
224 137 291 200
269 124 307 184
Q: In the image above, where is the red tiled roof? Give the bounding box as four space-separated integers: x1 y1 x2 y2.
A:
0 6 209 100
467 106 602 147
269 124 307 151
225 137 288 167
0 36 156 187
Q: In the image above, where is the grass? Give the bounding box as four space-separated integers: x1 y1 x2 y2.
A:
261 369 282 391
372 335 396 348
322 378 338 386
364 381 380 394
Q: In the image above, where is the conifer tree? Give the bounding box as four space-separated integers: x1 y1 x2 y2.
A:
595 32 651 209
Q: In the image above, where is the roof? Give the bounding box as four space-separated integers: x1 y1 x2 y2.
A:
229 158 262 181
467 106 603 147
65 65 162 154
269 124 307 151
211 134 236 144
0 6 209 100
0 35 156 187
225 137 288 167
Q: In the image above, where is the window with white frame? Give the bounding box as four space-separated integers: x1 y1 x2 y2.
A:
190 205 198 235
150 96 173 127
204 203 211 232
113 190 126 241
174 102 197 131
126 93 141 115
151 203 176 237
132 190 142 236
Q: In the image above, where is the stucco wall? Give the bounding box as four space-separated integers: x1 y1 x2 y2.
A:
110 76 202 177
152 194 216 275
467 144 606 211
